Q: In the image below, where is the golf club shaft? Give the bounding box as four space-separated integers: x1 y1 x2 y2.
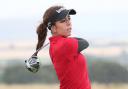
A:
32 42 49 56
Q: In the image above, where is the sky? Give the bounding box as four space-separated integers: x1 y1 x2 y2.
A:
0 0 128 43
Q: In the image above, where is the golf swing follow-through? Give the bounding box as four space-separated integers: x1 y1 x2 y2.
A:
25 5 91 89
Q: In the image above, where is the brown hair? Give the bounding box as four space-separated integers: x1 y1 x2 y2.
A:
36 5 63 50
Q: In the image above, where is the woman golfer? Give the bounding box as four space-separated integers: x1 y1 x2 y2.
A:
36 5 91 89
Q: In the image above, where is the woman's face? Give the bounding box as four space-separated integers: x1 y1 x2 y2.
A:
52 16 72 37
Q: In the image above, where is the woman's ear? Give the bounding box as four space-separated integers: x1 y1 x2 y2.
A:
51 25 57 33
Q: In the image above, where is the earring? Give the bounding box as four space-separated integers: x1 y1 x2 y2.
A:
47 22 51 30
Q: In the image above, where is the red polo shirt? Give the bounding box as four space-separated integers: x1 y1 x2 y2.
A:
49 36 91 89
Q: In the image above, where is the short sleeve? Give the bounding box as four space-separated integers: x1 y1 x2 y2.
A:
64 38 78 58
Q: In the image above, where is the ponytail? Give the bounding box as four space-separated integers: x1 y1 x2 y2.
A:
36 23 47 51
36 5 63 51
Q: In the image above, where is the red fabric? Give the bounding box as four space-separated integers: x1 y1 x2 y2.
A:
49 36 91 89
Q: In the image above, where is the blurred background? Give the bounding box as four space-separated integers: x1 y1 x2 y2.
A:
0 0 128 89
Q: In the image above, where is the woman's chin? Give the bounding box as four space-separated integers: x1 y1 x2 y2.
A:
67 33 71 36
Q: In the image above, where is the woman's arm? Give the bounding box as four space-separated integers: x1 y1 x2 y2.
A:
74 37 89 52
